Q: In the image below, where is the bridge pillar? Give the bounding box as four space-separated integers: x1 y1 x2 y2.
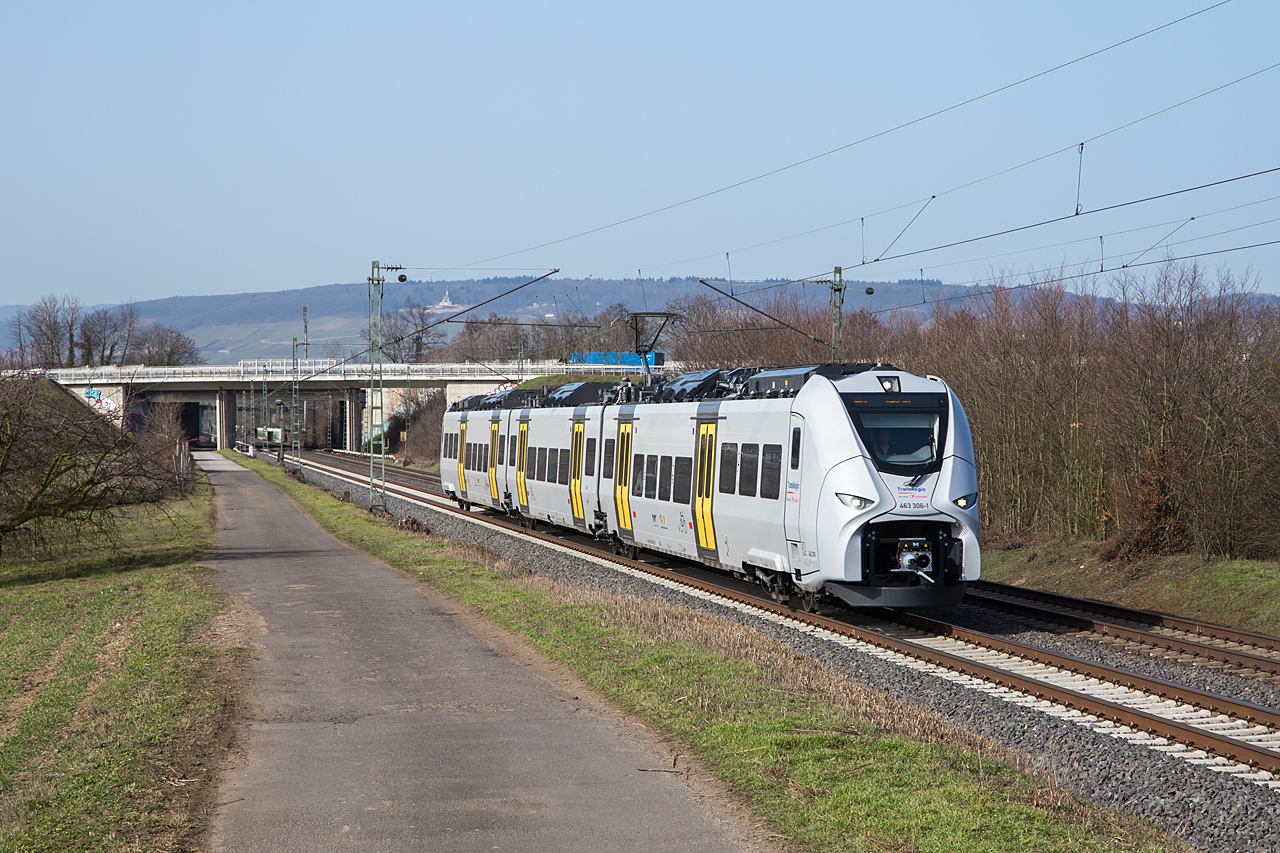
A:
216 390 236 450
344 389 363 452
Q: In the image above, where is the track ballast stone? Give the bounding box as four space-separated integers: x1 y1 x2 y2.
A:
291 460 1280 853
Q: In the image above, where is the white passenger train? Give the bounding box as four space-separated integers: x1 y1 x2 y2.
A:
440 363 979 608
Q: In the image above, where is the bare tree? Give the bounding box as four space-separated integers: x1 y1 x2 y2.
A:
0 374 183 561
8 295 83 368
79 306 128 367
135 324 204 366
361 298 447 363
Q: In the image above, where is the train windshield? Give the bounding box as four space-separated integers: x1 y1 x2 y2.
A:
841 393 949 477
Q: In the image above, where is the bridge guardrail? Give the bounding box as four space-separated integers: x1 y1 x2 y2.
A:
42 360 662 384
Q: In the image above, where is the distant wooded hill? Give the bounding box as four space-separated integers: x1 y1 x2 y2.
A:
7 276 1276 365
5 276 954 364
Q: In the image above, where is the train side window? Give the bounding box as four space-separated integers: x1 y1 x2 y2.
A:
526 445 536 475
483 444 490 471
602 438 615 479
631 453 645 497
465 443 472 470
497 435 505 466
448 434 454 459
719 443 738 494
558 449 571 485
790 427 801 469
546 446 559 483
510 435 519 467
658 456 672 501
739 444 759 497
584 437 596 477
536 447 548 481
673 456 693 504
644 454 658 498
760 444 783 499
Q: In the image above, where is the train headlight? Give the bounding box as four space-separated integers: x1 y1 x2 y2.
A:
953 492 978 510
836 493 874 510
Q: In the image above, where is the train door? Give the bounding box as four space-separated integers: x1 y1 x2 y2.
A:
456 416 468 502
784 414 803 540
516 413 530 514
570 416 586 530
784 413 804 569
693 414 718 563
488 416 500 507
613 417 635 542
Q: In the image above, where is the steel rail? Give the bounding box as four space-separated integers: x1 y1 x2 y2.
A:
972 580 1280 651
286 454 1280 774
963 589 1280 677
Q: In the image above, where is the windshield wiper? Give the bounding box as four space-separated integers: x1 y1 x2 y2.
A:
905 472 929 488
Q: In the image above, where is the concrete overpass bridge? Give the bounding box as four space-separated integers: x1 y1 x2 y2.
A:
46 360 651 451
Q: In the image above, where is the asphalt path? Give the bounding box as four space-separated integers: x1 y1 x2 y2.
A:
196 453 776 853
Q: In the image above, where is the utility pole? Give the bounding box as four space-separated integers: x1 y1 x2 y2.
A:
303 305 309 361
812 267 846 362
368 261 402 513
291 337 302 473
830 266 845 363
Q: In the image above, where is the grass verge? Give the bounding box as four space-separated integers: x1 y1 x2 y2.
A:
982 539 1280 636
0 475 237 853
227 450 1190 853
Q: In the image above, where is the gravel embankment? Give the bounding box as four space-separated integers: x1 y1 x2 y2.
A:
290 459 1280 853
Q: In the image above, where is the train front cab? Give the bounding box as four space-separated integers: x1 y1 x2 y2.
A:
792 375 980 608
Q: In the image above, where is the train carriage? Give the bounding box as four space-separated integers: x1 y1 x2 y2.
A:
441 363 979 608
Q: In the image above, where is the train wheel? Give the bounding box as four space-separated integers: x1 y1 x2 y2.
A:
791 588 819 613
627 544 640 561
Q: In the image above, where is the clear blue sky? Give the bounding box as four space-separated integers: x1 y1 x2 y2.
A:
2 1 1277 306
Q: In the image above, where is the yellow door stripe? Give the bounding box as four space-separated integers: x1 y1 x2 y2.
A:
615 423 633 532
488 421 499 501
456 421 467 499
517 421 529 507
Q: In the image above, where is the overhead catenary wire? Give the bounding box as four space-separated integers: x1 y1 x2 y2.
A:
866 238 1280 317
441 2 1235 273
1123 218 1195 268
581 58 1280 282
869 166 1279 266
699 279 833 348
684 172 1280 312
296 269 559 383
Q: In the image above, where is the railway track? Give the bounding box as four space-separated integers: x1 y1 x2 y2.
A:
962 581 1280 684
285 449 1280 789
